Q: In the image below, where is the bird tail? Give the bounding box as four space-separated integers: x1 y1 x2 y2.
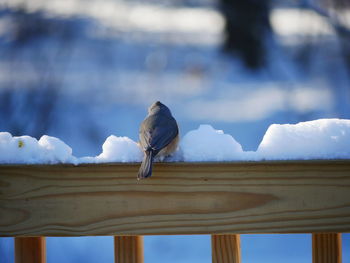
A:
138 150 154 180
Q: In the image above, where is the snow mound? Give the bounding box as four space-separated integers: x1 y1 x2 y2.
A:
1 119 350 164
88 135 143 163
181 124 243 161
256 119 350 159
0 132 76 164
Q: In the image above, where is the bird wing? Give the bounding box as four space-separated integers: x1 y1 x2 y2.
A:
139 114 178 153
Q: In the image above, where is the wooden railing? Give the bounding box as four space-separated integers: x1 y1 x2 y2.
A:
1 160 349 262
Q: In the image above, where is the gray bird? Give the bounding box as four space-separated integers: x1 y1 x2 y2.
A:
138 101 179 179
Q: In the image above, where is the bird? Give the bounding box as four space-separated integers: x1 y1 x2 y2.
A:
138 101 179 179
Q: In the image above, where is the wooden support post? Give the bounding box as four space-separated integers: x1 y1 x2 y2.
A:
114 236 144 263
15 237 46 263
212 234 241 263
312 233 342 263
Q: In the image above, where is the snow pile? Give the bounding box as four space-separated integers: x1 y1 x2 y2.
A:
183 119 350 161
0 119 350 164
81 135 142 163
256 119 350 159
0 132 76 164
181 124 243 161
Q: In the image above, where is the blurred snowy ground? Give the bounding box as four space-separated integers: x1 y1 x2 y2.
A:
0 0 349 262
0 0 349 157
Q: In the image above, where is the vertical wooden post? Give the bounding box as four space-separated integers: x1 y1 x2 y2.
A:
212 234 241 263
114 236 144 263
312 233 342 263
15 237 46 263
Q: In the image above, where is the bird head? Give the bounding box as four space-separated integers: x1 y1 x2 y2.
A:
148 101 171 116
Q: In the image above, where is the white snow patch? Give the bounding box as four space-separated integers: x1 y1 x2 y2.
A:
1 0 223 45
185 86 333 122
270 8 336 37
181 124 243 161
256 119 350 160
38 135 76 163
81 135 143 163
1 119 350 164
0 132 76 164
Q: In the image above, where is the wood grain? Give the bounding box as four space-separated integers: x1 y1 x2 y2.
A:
114 236 143 263
312 233 342 263
15 237 46 263
1 160 350 236
212 235 241 263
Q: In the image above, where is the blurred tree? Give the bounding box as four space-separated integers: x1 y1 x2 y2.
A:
0 8 76 138
218 0 272 69
299 0 350 69
317 0 350 71
298 0 350 117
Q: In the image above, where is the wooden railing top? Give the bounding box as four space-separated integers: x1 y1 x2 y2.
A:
1 160 350 237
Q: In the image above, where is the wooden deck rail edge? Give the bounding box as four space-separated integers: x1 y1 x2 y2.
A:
1 160 350 236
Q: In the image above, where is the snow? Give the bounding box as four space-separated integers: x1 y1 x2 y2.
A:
3 0 346 39
270 9 335 37
180 119 350 161
186 86 333 122
1 0 223 45
256 119 350 160
38 135 76 163
181 124 243 161
80 135 142 163
1 119 350 164
0 132 76 164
